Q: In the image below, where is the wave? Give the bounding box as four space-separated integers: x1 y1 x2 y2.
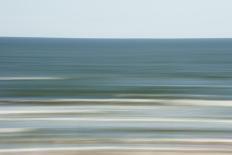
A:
0 128 35 133
0 76 63 80
0 109 100 114
1 117 232 123
115 94 229 98
1 98 232 107
0 146 232 153
118 138 232 144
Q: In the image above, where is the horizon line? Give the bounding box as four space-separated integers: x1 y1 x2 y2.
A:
1 36 232 40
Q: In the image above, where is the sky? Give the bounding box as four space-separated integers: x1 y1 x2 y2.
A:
0 0 232 38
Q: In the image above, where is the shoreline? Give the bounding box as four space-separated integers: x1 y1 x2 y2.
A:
2 150 232 155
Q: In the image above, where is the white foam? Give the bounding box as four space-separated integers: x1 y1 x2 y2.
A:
0 146 231 153
0 128 34 133
0 109 100 114
173 99 232 107
149 84 232 88
0 76 63 80
115 94 225 98
1 117 232 123
120 138 232 143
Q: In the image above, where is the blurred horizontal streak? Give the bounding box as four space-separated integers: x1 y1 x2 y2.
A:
0 77 64 80
1 117 232 123
1 98 232 107
1 146 232 153
0 109 100 114
0 128 34 133
1 38 232 153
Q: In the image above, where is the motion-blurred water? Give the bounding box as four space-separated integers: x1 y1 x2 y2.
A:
0 37 232 153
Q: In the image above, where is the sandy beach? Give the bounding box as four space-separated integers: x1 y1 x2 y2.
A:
2 150 232 155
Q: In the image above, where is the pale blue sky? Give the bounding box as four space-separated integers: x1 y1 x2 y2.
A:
0 0 232 38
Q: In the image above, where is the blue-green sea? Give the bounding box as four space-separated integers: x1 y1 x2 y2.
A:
0 37 232 153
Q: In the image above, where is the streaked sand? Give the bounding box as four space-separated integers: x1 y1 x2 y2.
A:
2 150 232 155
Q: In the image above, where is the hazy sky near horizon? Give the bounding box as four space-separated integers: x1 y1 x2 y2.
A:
0 0 232 38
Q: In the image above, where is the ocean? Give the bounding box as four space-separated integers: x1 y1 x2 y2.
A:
0 37 232 153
